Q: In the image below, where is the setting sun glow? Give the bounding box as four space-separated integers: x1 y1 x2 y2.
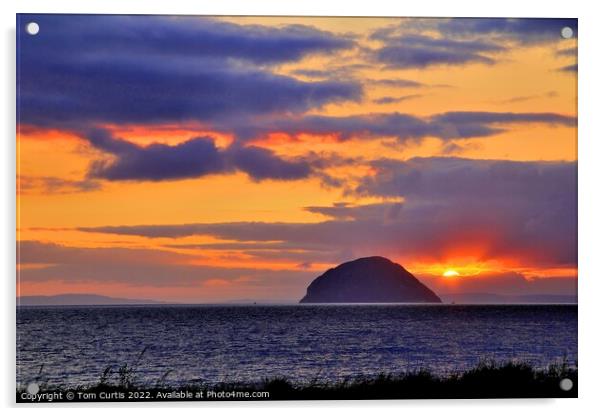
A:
443 270 460 278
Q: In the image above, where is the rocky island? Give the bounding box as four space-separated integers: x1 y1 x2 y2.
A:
300 256 442 303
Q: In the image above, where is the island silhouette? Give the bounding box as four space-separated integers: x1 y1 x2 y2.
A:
300 256 442 303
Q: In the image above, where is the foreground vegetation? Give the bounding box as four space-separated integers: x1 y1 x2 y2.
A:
17 359 577 402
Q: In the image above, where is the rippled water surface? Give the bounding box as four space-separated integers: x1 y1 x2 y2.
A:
16 305 577 388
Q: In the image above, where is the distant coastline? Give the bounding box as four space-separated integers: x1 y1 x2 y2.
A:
17 294 165 306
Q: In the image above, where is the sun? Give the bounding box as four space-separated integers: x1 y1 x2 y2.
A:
443 269 460 277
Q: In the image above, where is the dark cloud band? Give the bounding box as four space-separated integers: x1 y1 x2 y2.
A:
374 34 504 69
17 14 361 128
230 111 576 143
84 129 313 182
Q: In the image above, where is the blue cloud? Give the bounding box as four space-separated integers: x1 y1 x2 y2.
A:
17 14 361 128
229 111 576 143
438 18 578 44
18 175 101 194
226 145 312 181
557 47 577 57
373 34 504 69
84 129 312 182
86 130 226 181
19 14 354 65
368 78 425 88
559 64 578 73
370 18 577 69
373 94 422 104
78 109 574 182
431 111 575 127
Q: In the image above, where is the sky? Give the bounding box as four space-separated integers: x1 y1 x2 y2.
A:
16 15 578 303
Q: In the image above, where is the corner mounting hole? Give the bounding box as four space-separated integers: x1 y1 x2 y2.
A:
561 27 574 39
559 378 573 391
26 22 40 36
26 382 40 394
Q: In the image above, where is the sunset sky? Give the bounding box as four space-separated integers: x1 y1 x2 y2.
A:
17 15 577 302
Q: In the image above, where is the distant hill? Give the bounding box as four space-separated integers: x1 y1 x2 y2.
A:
439 293 577 304
300 256 442 303
17 294 164 306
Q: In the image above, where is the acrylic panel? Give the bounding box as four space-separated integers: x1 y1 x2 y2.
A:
16 14 578 402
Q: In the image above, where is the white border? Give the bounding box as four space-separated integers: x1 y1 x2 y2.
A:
2 1 601 415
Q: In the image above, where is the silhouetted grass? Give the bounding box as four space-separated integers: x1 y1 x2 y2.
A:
17 359 577 402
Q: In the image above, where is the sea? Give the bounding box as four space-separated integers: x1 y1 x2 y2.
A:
16 304 577 389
